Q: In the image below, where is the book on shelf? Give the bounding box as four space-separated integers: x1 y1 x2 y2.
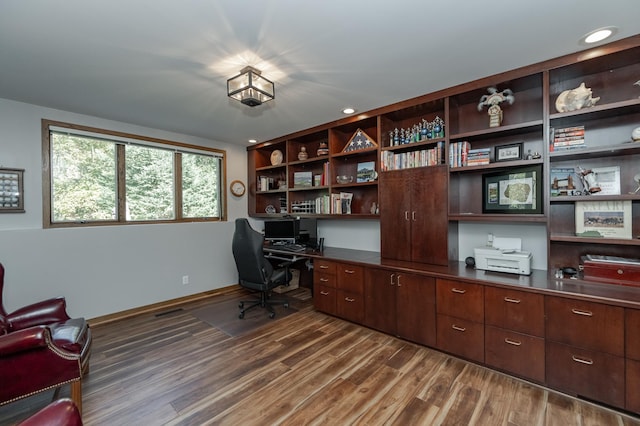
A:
258 176 275 191
379 141 444 171
550 125 586 151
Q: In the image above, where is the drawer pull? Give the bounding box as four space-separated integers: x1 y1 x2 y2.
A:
504 338 522 346
345 297 355 302
390 273 395 286
344 269 355 274
572 355 594 365
397 275 402 287
451 325 466 332
320 291 330 296
504 297 521 304
451 288 466 294
320 278 329 282
571 308 593 317
319 265 329 269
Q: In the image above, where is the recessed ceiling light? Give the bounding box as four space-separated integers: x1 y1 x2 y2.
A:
248 139 257 143
581 26 618 44
342 107 356 114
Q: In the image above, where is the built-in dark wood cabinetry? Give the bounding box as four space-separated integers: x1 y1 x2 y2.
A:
249 35 640 271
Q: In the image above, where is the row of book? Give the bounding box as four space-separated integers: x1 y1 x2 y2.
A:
550 125 585 152
449 141 491 168
379 141 444 171
313 192 353 214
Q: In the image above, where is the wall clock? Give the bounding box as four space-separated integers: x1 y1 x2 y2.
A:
229 180 246 197
270 149 283 166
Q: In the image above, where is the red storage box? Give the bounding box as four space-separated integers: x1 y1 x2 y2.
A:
582 255 640 287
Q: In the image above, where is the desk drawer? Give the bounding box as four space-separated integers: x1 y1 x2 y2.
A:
485 287 544 337
436 279 484 322
545 296 623 356
315 259 336 275
337 264 364 294
336 290 364 323
314 284 337 315
314 271 336 288
436 314 484 363
485 325 545 383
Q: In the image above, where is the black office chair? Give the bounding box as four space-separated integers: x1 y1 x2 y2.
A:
232 218 291 319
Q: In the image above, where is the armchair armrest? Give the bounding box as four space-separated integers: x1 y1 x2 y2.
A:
7 297 71 331
0 325 49 356
18 398 83 426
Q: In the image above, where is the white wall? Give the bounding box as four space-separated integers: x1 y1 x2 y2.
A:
0 98 247 319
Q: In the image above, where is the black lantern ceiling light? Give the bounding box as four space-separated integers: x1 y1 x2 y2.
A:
227 66 275 107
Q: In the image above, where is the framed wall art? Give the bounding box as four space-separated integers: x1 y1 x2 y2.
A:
575 200 632 239
494 142 523 162
0 168 24 213
482 165 542 214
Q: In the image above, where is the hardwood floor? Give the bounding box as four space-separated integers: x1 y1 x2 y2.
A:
2 288 639 425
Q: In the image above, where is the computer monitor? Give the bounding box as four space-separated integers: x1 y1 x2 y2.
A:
264 219 299 243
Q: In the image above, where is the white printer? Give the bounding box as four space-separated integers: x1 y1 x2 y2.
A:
474 237 532 275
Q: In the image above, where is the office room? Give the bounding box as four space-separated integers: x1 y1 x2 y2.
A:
1 1 640 424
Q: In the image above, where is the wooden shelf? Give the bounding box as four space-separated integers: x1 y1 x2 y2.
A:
450 120 543 141
550 234 640 246
449 214 546 223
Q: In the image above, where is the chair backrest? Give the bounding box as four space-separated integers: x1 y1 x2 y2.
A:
0 263 7 334
232 218 273 287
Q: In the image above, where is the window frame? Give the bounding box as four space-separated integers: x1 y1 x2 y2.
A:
42 119 227 228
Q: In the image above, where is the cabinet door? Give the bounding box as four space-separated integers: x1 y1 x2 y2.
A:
546 341 625 408
379 171 412 261
364 269 396 335
396 273 436 347
410 167 448 265
626 308 640 361
627 358 640 413
545 296 624 356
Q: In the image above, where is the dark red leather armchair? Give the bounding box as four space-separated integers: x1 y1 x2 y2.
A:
0 263 92 414
18 398 83 426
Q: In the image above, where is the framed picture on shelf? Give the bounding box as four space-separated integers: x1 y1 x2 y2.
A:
592 166 621 195
293 171 313 188
575 200 632 239
494 142 523 162
482 165 542 214
356 161 377 183
0 168 24 213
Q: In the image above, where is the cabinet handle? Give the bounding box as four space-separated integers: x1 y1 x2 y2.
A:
572 355 594 365
571 308 593 317
345 297 355 302
319 265 329 269
451 288 466 294
405 211 410 221
397 275 402 287
320 278 329 282
412 211 416 221
320 291 330 296
389 273 395 286
452 325 466 332
344 269 355 274
504 338 522 346
504 297 521 304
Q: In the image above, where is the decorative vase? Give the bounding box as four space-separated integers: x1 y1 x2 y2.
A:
316 141 329 156
298 146 308 160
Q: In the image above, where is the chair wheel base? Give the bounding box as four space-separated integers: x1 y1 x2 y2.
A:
269 312 275 319
239 312 245 319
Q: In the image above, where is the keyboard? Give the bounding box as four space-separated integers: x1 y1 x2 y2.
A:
275 243 307 253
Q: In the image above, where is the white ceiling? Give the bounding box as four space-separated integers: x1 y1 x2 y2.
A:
1 1 639 147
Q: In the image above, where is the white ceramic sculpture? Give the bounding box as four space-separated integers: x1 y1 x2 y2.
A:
555 82 600 113
632 126 640 141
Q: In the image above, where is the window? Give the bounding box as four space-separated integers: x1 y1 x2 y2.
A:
43 119 226 227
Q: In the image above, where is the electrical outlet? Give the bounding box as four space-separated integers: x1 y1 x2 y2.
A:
182 275 189 285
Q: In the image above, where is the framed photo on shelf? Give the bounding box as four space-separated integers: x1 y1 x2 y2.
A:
482 165 542 214
356 161 377 183
0 168 24 213
494 142 523 162
592 166 621 195
575 200 632 239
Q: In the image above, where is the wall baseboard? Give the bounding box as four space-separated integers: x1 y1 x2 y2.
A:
88 284 241 327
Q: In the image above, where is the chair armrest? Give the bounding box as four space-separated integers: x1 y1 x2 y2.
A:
0 326 49 356
7 297 71 331
18 398 82 426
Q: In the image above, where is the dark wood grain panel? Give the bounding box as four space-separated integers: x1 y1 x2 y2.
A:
436 278 484 322
485 286 544 337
